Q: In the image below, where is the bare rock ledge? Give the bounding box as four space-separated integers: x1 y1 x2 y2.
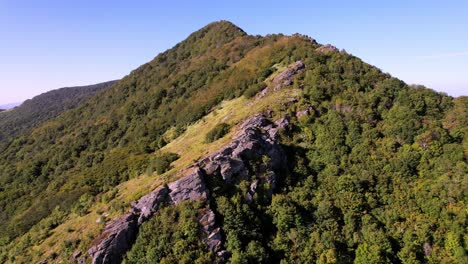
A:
87 114 288 264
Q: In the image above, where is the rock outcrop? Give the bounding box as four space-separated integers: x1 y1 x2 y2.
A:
131 186 169 225
88 172 208 264
88 114 288 264
199 114 287 196
167 167 209 204
316 44 338 53
256 61 305 99
88 212 138 264
271 61 305 90
199 208 222 252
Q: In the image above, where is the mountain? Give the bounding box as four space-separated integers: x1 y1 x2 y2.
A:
0 102 22 110
0 81 117 144
0 21 466 264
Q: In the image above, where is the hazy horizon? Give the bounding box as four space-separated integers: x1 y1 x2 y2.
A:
1 0 467 105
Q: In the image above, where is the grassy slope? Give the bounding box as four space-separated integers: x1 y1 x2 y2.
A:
7 65 302 263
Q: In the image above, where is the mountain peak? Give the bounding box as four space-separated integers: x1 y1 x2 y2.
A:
178 20 247 51
201 20 246 35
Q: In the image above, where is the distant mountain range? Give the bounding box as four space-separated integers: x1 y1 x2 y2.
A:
0 81 117 143
0 102 22 110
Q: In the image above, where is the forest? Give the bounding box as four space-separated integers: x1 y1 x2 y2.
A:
0 21 466 263
0 80 116 145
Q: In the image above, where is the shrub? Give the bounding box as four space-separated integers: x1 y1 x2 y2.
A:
205 123 231 143
259 67 275 80
243 83 267 98
147 152 180 175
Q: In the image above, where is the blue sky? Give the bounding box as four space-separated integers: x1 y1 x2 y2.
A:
0 0 467 105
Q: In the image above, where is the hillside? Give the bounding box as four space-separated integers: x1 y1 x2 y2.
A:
0 81 117 145
0 21 466 264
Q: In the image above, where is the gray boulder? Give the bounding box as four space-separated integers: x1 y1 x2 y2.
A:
88 212 138 264
168 167 209 204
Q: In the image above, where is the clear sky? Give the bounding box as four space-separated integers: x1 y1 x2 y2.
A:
0 0 467 105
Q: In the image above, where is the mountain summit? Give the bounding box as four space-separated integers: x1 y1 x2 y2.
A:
0 21 466 264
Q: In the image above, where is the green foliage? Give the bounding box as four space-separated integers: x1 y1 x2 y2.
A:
71 193 94 216
244 83 267 98
0 21 466 264
0 81 116 145
124 201 214 264
205 123 231 143
146 152 180 175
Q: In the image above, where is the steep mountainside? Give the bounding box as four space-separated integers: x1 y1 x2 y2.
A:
0 81 116 145
0 21 466 264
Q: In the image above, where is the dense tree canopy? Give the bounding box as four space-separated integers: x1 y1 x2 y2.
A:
0 21 466 263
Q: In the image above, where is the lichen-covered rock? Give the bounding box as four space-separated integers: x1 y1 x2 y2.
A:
131 185 169 225
88 212 138 264
168 167 209 204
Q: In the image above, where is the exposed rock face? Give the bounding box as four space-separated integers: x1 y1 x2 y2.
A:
168 167 208 204
199 209 222 252
131 186 169 225
88 172 208 264
316 44 338 53
256 61 305 99
272 61 305 90
88 212 138 264
198 114 287 190
88 114 288 264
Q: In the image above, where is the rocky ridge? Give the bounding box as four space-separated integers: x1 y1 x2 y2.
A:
256 61 305 99
87 114 288 264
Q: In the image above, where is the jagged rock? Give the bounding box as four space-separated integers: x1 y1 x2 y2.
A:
131 185 169 225
256 61 305 99
257 87 269 98
199 209 222 252
89 186 170 264
265 116 289 139
168 167 209 204
272 61 305 84
316 44 338 53
88 212 138 264
88 114 289 264
199 114 288 204
272 61 305 91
